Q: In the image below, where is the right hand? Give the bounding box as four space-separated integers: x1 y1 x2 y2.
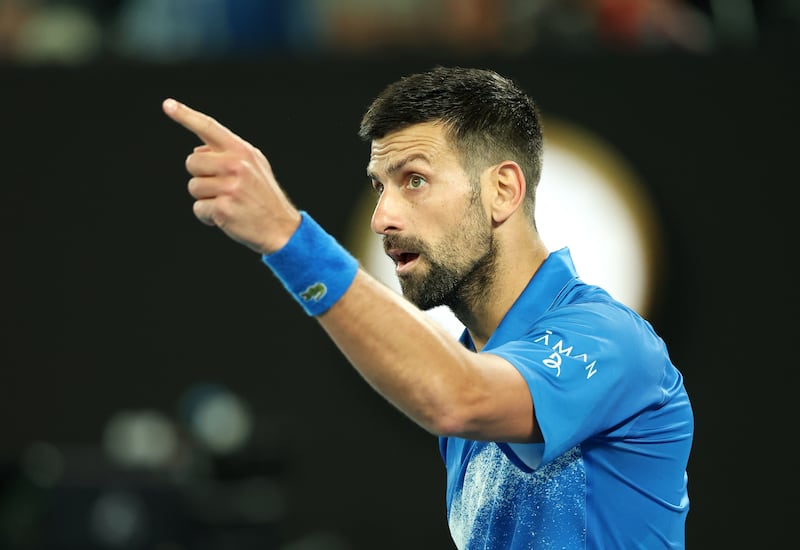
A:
162 98 301 254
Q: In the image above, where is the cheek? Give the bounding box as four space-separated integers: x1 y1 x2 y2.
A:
426 188 474 221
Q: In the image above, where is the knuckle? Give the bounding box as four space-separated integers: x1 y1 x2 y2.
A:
214 197 233 220
212 176 233 197
201 114 218 133
225 177 243 198
225 158 245 175
192 200 208 223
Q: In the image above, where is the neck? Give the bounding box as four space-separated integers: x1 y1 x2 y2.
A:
455 232 548 351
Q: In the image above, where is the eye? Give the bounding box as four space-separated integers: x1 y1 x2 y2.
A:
371 180 384 195
407 174 427 190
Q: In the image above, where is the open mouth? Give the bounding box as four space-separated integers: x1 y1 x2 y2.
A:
387 249 420 272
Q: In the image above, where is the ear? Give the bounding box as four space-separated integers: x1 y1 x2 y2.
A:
489 161 526 224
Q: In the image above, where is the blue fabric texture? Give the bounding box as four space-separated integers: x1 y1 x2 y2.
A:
262 211 358 316
440 248 693 549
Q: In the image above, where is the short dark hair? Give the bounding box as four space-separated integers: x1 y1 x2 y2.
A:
359 66 544 222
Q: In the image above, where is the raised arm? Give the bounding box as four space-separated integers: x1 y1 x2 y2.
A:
162 98 539 443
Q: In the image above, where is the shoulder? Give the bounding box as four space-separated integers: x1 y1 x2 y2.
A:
548 280 660 344
498 285 669 381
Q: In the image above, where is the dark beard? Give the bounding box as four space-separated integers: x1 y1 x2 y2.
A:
387 182 494 319
400 235 497 321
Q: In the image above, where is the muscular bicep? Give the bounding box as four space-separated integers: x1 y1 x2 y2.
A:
454 352 542 444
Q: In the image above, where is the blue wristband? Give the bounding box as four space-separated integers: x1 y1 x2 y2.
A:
261 211 359 316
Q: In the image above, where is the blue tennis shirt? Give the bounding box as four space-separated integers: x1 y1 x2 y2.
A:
440 248 693 549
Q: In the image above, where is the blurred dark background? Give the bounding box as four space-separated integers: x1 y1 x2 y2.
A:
1 1 798 549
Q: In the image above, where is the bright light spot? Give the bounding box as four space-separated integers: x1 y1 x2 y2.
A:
180 383 253 455
89 490 148 547
103 409 178 469
536 121 658 314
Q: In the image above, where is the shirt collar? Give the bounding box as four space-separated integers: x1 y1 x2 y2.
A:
459 247 579 351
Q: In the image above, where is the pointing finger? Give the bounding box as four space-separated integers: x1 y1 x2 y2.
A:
163 98 241 151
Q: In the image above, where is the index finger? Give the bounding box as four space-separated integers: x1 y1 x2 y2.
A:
162 98 240 151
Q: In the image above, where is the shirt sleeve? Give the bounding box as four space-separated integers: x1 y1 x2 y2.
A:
487 303 670 469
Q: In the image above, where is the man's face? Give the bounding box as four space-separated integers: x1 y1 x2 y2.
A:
367 122 496 311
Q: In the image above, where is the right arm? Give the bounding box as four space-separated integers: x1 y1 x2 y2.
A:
318 268 539 442
162 98 541 444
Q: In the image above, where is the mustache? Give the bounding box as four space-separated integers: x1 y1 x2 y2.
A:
383 234 427 256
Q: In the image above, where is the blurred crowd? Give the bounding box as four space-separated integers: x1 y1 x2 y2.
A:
1 0 797 64
0 2 796 549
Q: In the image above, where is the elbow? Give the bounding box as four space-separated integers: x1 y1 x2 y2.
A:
417 387 480 437
424 407 469 437
406 355 494 438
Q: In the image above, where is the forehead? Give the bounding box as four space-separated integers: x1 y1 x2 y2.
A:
367 121 457 176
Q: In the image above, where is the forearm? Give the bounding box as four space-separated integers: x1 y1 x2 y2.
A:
316 269 529 439
316 270 474 433
262 217 535 441
160 98 534 439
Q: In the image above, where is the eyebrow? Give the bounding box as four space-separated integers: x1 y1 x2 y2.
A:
367 153 430 182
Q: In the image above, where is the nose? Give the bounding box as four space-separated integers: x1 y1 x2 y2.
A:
370 188 403 235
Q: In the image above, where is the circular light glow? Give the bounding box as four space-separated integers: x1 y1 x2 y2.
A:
180 383 253 455
346 118 662 337
103 409 178 469
89 490 148 547
536 118 662 315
